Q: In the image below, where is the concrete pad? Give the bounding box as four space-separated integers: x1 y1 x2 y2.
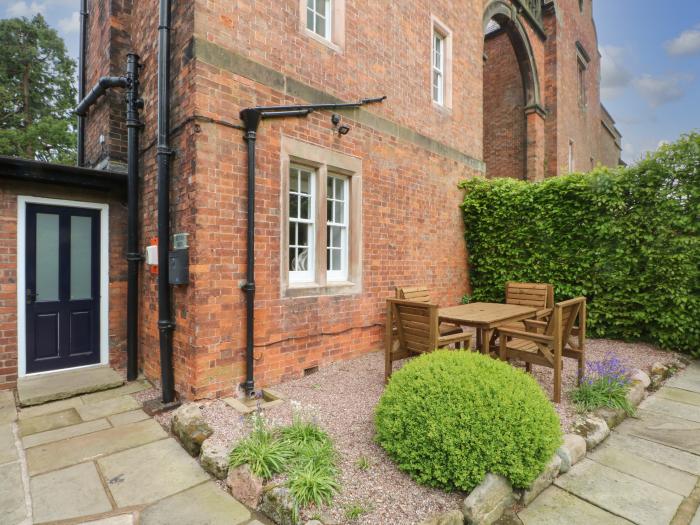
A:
18 396 83 419
0 390 17 424
588 442 697 496
657 386 700 407
78 515 135 525
666 364 700 394
0 423 18 464
18 408 82 436
17 366 123 406
616 409 700 455
519 486 632 525
604 433 700 476
76 395 140 421
692 505 700 525
23 418 111 448
0 461 27 524
139 481 251 525
97 438 209 507
80 380 150 405
555 458 683 525
108 409 149 427
26 419 167 475
31 462 112 523
640 396 700 423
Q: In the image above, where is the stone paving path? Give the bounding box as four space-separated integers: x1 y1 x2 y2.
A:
519 362 700 525
0 379 267 525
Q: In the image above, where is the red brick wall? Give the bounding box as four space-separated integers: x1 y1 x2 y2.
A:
0 183 127 390
483 30 526 180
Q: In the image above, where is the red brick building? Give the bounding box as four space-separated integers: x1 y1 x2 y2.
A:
0 0 620 399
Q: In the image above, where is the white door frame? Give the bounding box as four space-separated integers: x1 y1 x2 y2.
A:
17 196 110 377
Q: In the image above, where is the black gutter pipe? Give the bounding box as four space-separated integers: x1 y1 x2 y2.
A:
157 0 175 404
238 95 386 397
77 0 88 167
75 57 142 384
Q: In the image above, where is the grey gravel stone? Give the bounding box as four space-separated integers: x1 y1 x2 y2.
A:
463 473 515 525
200 439 230 479
259 487 298 525
571 415 609 451
171 403 213 456
520 455 561 506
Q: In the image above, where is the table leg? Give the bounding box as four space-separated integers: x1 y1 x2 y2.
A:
476 329 483 352
481 329 493 355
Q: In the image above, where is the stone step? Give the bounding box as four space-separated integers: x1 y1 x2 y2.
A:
18 366 124 407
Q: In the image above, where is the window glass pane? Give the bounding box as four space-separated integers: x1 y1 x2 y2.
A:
289 248 296 271
70 216 92 300
327 176 333 197
317 0 326 16
36 213 59 301
334 201 343 222
331 225 342 247
289 222 297 245
289 193 298 219
316 15 325 37
300 195 310 219
327 200 333 222
335 179 344 199
298 223 308 246
300 171 310 193
290 169 299 191
296 248 308 271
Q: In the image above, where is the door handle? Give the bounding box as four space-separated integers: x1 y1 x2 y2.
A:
26 289 37 304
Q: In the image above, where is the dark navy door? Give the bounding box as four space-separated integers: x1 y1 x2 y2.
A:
26 204 101 373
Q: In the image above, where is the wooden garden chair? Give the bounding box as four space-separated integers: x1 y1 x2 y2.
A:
497 297 586 403
505 281 554 321
385 298 472 382
396 286 463 336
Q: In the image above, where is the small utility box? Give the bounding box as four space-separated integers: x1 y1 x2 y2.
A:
169 232 190 285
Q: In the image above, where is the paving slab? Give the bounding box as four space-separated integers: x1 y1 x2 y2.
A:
0 423 18 464
692 505 700 525
616 409 700 455
22 418 111 449
18 396 83 419
588 442 697 496
18 407 82 436
80 380 150 405
555 458 683 525
76 395 140 421
0 461 27 524
78 515 135 525
108 409 150 427
0 390 17 424
139 481 251 525
97 438 209 507
603 432 700 476
519 486 632 525
31 462 112 523
657 386 700 407
640 396 700 423
666 364 700 394
26 419 167 475
17 366 123 406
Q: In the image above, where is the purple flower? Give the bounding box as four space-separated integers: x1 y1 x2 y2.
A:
582 353 630 387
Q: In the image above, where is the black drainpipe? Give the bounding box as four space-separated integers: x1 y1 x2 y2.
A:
77 0 88 167
238 96 386 397
75 55 142 383
157 0 175 404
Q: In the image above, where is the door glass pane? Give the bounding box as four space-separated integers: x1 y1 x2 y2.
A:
36 213 60 301
70 216 92 300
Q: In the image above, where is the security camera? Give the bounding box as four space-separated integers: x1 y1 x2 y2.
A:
338 125 350 136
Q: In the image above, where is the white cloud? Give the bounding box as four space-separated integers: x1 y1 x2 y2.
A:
6 1 44 17
665 25 700 57
633 74 692 108
600 46 633 100
57 11 79 34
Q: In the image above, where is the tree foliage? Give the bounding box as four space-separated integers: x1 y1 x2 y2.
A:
460 133 700 356
0 15 77 163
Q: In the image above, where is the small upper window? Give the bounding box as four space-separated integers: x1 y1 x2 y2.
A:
307 0 331 40
579 0 584 13
432 31 445 105
577 57 587 107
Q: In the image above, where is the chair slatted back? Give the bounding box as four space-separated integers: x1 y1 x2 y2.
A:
396 286 432 303
545 297 585 349
505 282 553 310
390 299 438 354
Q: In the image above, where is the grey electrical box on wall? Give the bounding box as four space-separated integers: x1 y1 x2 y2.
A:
168 249 189 285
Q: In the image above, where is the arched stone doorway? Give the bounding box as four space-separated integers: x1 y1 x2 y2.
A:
482 0 545 181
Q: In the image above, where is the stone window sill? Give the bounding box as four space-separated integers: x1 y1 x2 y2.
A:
285 280 360 298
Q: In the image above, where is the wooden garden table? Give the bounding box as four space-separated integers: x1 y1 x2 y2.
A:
438 302 538 355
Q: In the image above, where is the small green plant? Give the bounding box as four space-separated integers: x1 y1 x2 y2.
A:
355 456 371 471
228 416 293 480
344 501 371 521
375 351 561 491
570 355 634 415
287 461 340 507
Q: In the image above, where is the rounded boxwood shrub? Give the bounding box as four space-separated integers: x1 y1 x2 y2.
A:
375 350 561 492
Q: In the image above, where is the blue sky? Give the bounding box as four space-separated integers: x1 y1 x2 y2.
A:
2 1 699 164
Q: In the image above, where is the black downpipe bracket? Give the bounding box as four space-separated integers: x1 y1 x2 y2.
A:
239 96 386 397
157 0 176 404
75 57 142 383
77 0 88 167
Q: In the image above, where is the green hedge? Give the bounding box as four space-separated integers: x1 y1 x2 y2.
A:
460 133 700 355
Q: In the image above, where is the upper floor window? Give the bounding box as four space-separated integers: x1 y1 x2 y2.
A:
433 31 445 105
307 0 332 40
568 139 575 173
577 57 587 107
